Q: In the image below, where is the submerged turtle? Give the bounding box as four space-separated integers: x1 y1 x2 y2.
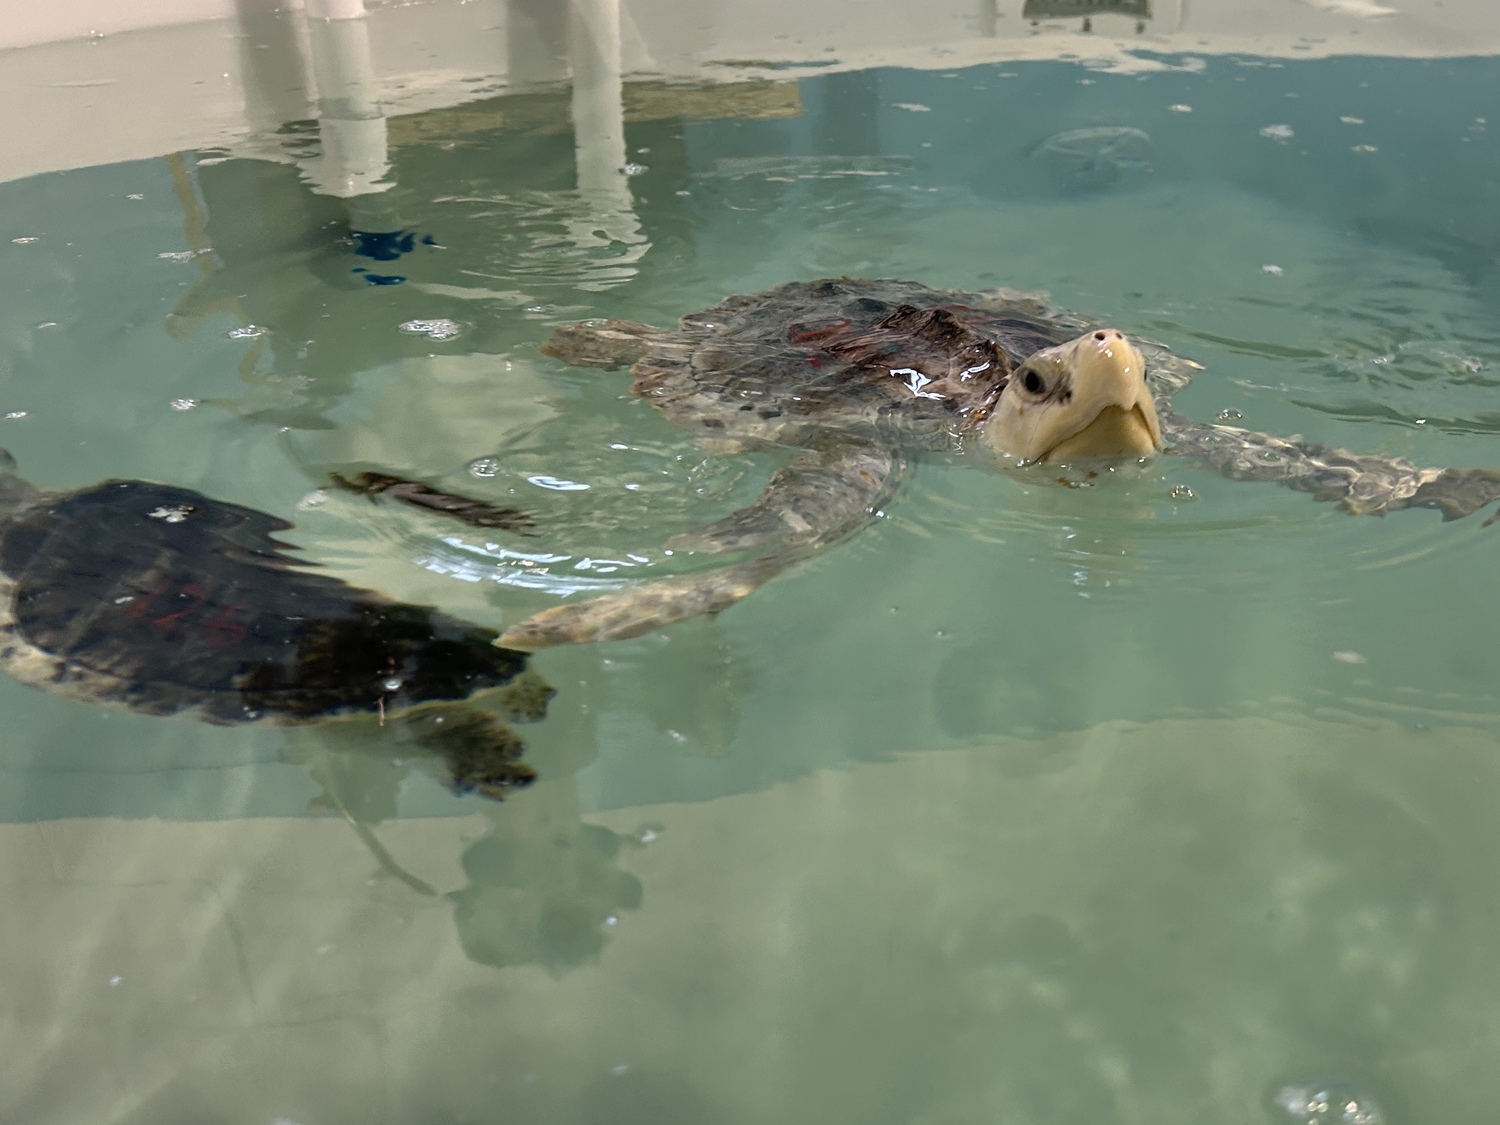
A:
0 450 550 799
419 278 1500 648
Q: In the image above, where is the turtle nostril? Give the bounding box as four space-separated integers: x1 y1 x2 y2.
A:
1093 329 1117 342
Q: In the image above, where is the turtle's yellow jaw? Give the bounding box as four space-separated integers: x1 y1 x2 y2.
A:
982 328 1162 463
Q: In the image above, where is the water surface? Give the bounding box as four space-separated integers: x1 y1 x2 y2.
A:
0 26 1498 1125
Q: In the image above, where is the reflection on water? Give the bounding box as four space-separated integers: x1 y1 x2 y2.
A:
1032 125 1156 189
1 7 1500 1122
450 778 645 972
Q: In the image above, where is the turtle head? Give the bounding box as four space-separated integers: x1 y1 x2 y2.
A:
982 329 1161 463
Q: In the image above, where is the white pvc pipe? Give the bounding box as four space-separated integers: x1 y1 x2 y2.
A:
568 0 629 206
564 0 647 276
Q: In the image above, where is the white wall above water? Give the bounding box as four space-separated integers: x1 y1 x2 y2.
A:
0 0 1495 184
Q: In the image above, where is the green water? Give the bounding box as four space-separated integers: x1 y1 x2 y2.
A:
1 43 1499 1125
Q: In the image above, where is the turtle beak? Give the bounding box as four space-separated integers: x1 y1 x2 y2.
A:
984 329 1161 463
1040 329 1160 462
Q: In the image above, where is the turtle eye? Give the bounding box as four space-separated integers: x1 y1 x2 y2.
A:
1020 368 1046 395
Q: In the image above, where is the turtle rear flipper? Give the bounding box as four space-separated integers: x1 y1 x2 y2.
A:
540 319 676 370
499 445 901 648
1408 469 1500 523
1163 410 1500 520
401 703 538 800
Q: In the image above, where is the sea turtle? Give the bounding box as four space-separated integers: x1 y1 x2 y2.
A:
408 278 1500 649
0 450 550 800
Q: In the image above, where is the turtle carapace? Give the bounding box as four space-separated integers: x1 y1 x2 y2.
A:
0 452 549 800
366 278 1500 649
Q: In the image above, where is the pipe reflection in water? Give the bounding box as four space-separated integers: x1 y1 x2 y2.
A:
303 0 391 201
566 0 649 279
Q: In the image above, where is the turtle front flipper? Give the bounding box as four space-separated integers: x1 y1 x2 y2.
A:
499 444 902 648
328 470 534 532
1163 410 1500 520
668 445 904 556
498 552 791 648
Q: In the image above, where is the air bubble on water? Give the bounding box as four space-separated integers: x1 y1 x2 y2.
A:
1340 116 1365 125
170 398 198 411
1218 408 1244 420
228 325 265 339
1170 484 1195 500
667 730 687 743
1270 1081 1383 1125
1332 651 1367 665
1351 144 1378 154
1259 124 1295 140
10 237 38 245
382 678 402 692
635 825 661 845
157 250 204 262
604 915 619 926
622 163 648 176
468 457 502 478
4 411 26 420
296 490 327 510
108 974 123 987
1169 103 1193 113
1262 264 1284 275
400 318 462 341
610 1064 630 1077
